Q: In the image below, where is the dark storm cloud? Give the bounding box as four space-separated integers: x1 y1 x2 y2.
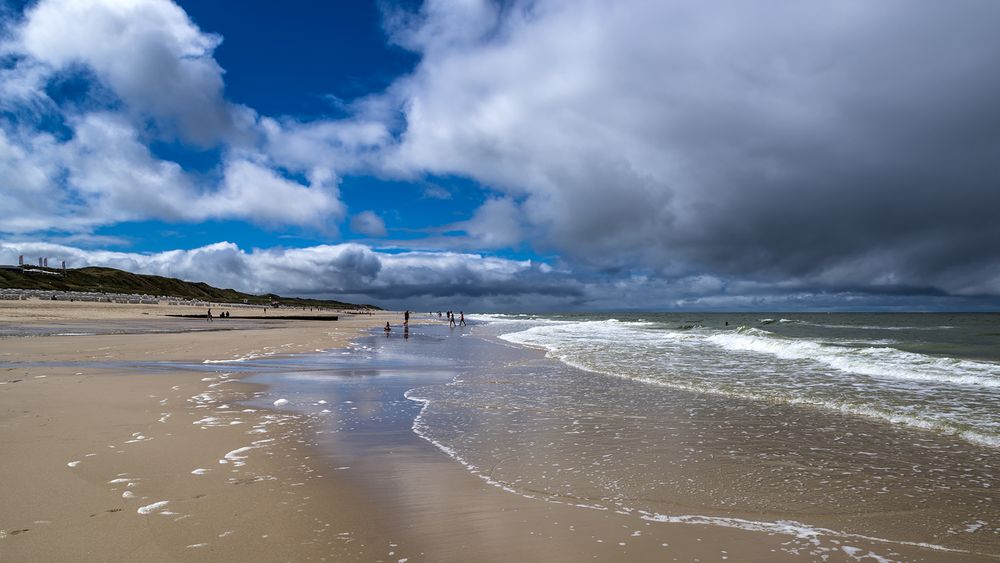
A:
383 0 1000 299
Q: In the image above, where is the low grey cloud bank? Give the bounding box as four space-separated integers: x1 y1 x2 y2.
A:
0 241 581 308
5 241 994 312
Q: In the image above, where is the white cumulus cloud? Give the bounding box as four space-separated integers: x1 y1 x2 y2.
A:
16 0 237 144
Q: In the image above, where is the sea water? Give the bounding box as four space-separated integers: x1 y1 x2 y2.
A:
404 313 999 554
482 313 1000 447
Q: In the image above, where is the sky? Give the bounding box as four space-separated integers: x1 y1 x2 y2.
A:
1 0 999 311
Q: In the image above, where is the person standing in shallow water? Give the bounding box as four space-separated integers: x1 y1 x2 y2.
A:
459 311 466 326
404 310 410 327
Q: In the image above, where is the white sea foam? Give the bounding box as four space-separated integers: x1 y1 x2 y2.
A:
273 398 289 406
707 327 1000 387
470 313 573 325
124 432 151 444
506 321 1000 389
137 501 169 515
202 350 276 364
639 512 962 555
221 446 256 467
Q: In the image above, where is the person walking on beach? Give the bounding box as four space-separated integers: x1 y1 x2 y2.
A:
207 308 213 322
459 311 466 326
449 311 456 327
384 322 391 336
404 309 410 327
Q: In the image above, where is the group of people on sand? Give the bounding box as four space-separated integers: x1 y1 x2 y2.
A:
206 308 231 322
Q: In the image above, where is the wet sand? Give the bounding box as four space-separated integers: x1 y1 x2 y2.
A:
1 301 995 561
245 348 811 562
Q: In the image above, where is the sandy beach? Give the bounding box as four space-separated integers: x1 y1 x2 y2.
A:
1 301 995 562
0 300 399 561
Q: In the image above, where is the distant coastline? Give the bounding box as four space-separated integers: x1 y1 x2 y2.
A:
0 265 378 310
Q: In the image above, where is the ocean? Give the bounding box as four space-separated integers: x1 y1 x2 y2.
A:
477 312 1000 448
408 313 1000 555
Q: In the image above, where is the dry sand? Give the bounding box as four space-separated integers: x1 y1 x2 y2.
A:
0 299 373 362
0 300 990 561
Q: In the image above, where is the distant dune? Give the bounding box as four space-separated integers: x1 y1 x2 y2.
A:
0 265 377 310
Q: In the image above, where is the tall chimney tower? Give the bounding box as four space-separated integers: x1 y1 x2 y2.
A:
38 257 43 267
62 260 66 271
18 255 23 266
